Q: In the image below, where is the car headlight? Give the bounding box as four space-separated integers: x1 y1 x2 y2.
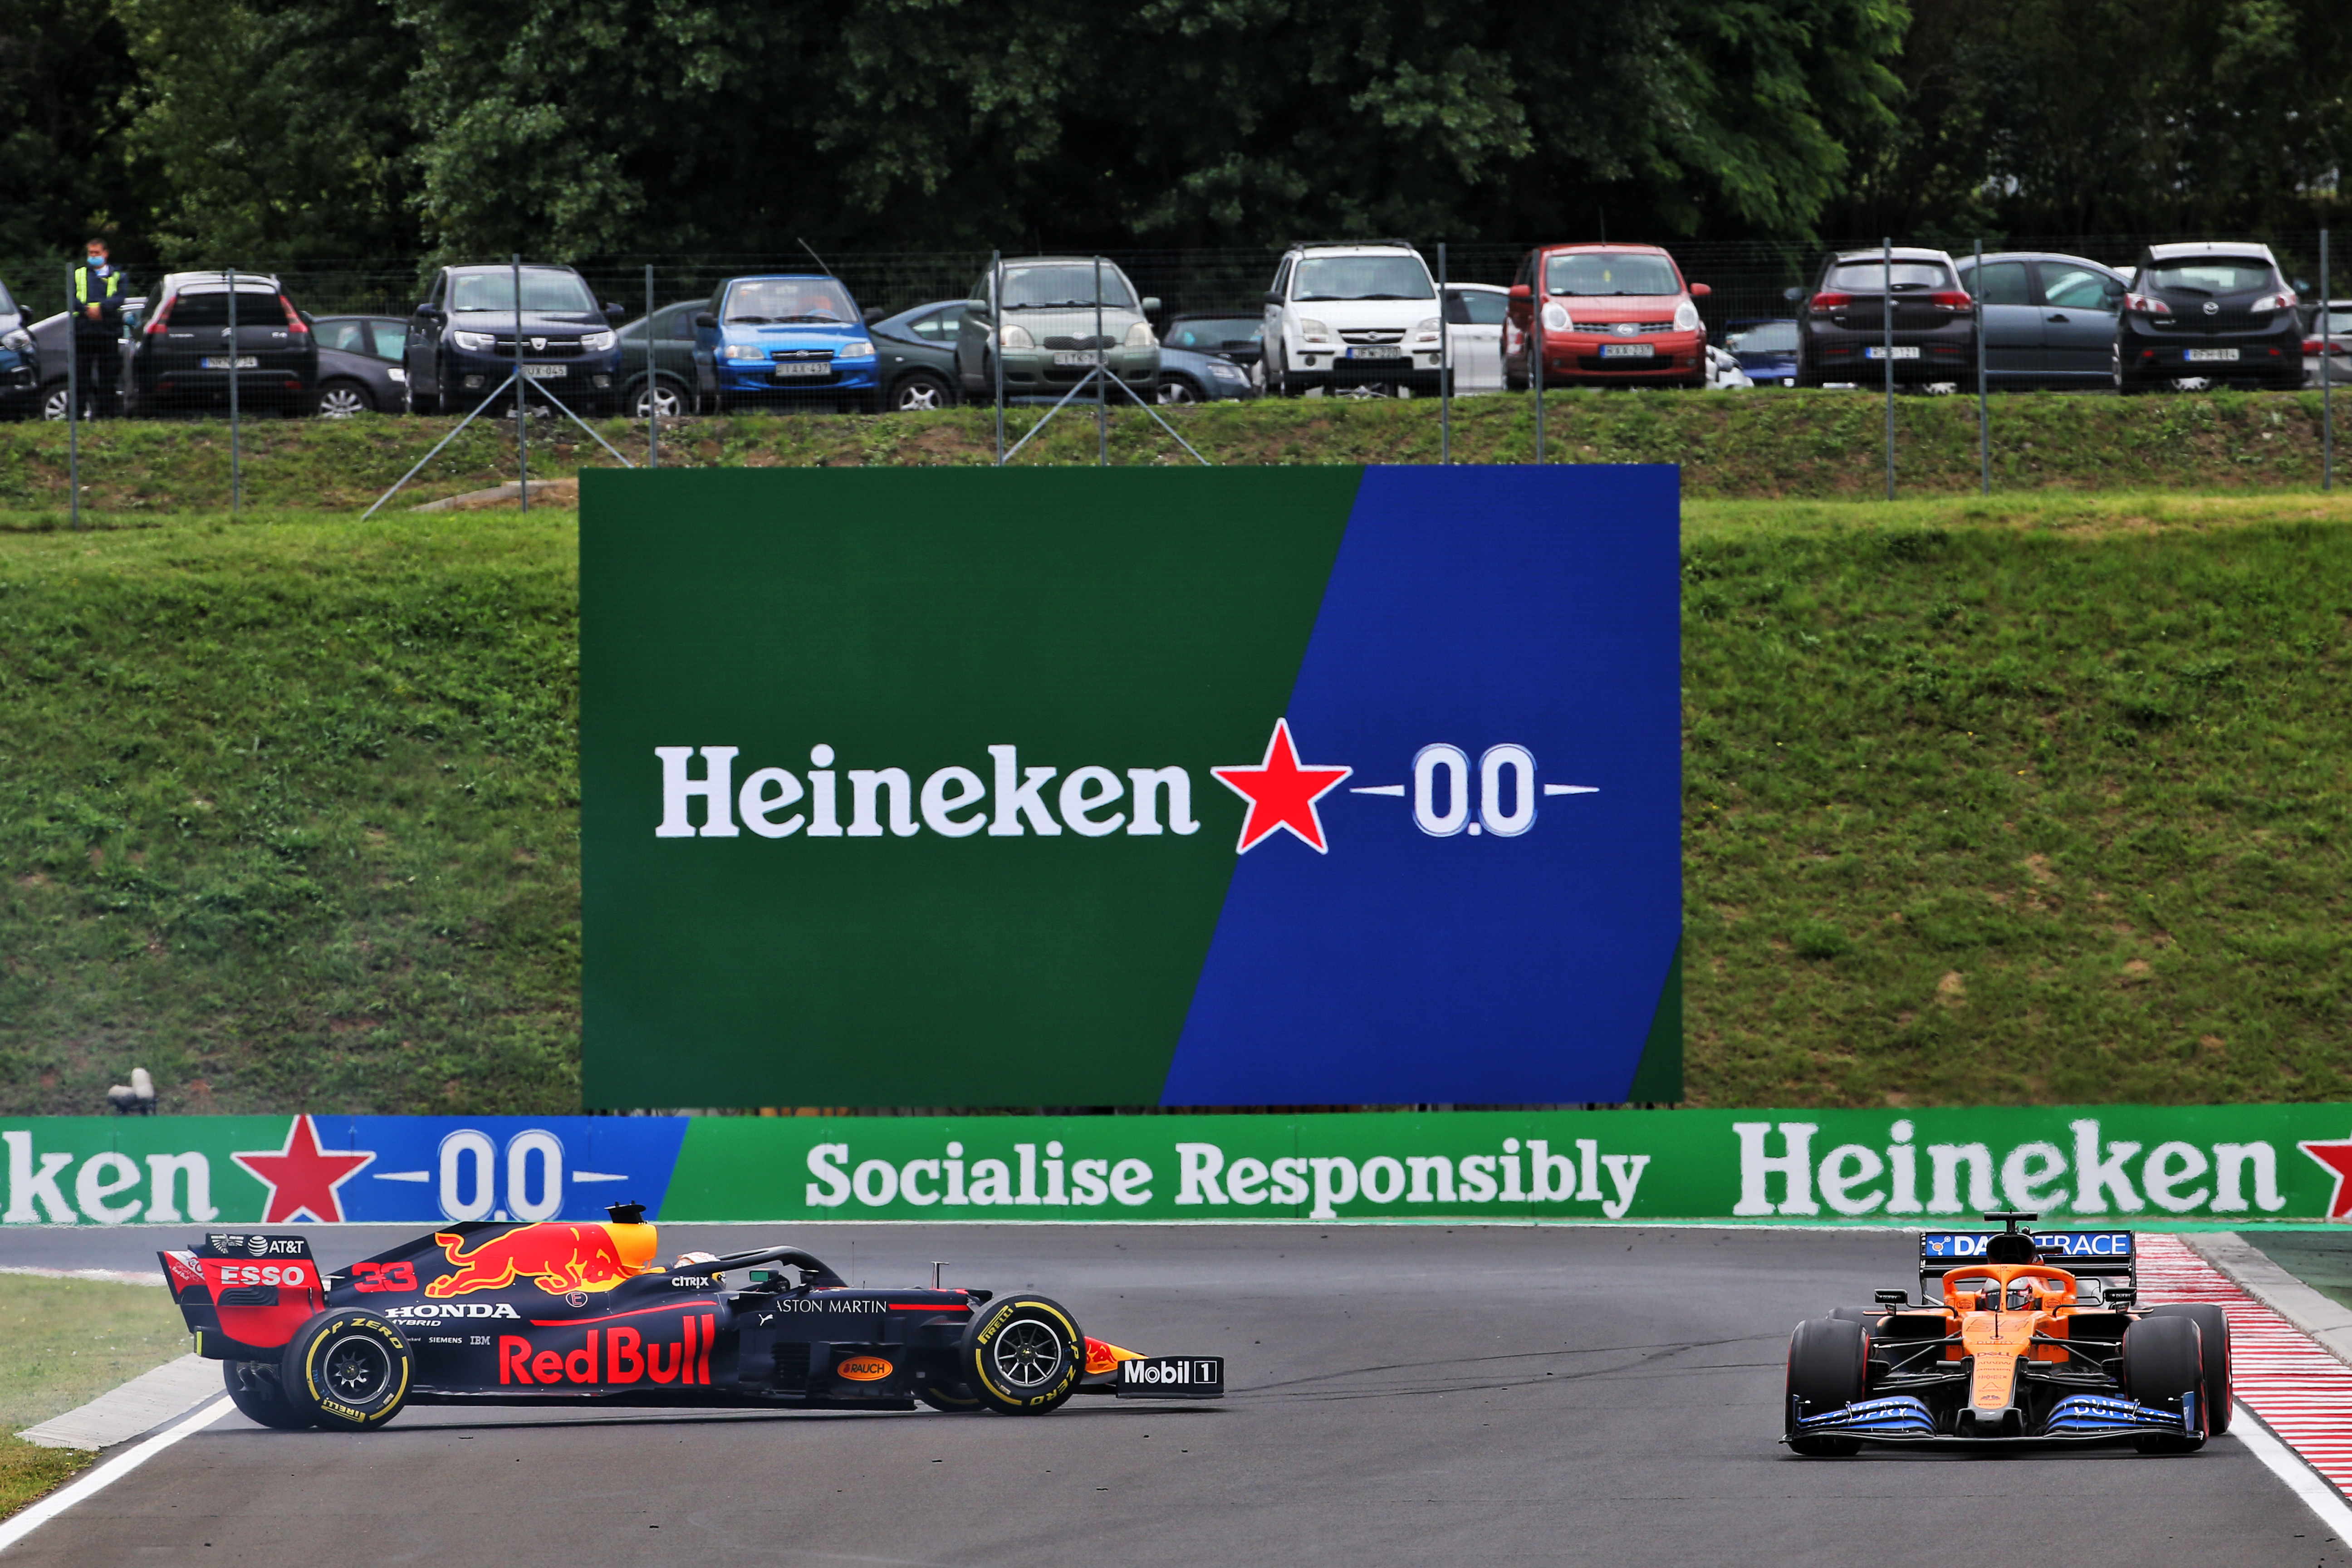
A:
388 367 407 382
1210 361 1247 380
452 330 495 352
1000 323 1035 350
1674 301 1701 332
1414 316 1441 341
834 339 873 359
1123 321 1156 348
2 328 29 353
580 329 617 353
1541 302 1572 332
722 343 766 360
1297 318 1333 343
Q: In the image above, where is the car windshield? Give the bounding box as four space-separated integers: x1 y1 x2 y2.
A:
1827 261 1953 292
1000 265 1137 310
2146 260 2275 295
0 282 15 317
1293 256 1432 302
2321 309 2352 336
452 270 597 314
725 278 858 323
1448 289 1509 325
1168 317 1261 349
1726 320 1798 352
1546 252 1681 297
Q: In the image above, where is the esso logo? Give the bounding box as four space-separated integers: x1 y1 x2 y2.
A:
214 1262 313 1289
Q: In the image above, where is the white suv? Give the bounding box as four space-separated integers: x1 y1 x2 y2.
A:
1259 241 1443 397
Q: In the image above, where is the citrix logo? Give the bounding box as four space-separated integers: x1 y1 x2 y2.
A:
653 744 1201 841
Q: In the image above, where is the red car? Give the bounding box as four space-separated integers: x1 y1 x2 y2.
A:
1505 244 1711 389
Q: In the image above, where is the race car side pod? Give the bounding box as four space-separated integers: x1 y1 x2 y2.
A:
684 1245 848 1288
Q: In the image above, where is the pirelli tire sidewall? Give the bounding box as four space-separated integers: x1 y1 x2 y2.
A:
281 1308 413 1432
961 1294 1083 1415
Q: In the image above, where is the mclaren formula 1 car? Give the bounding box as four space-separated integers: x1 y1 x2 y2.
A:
162 1205 1223 1431
1783 1212 2228 1455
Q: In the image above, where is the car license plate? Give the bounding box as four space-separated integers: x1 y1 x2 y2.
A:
520 363 568 379
771 362 829 378
1052 351 1098 367
1863 345 1922 360
2187 347 2239 363
1599 343 1655 359
1345 346 1404 359
1111 1356 1225 1399
199 356 259 370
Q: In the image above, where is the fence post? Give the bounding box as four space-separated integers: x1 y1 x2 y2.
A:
1883 236 1895 501
226 267 241 515
992 250 1005 467
646 262 658 470
1438 241 1450 465
1095 255 1107 466
1533 273 1545 466
2323 227 2333 493
65 264 79 530
514 253 528 514
1975 237 1989 496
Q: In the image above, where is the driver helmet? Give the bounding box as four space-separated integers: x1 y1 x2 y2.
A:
671 1250 720 1271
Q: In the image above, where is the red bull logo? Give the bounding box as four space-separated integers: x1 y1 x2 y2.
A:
426 1221 660 1298
497 1313 714 1386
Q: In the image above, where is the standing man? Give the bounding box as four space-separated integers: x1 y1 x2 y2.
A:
70 235 126 417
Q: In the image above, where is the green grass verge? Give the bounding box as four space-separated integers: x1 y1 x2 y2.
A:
0 487 2347 1113
0 1274 195 1520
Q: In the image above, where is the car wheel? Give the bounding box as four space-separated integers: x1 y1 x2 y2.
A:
1793 355 1823 390
1157 376 1201 406
280 1309 412 1432
222 1359 313 1430
917 1378 989 1414
2121 1313 2208 1453
889 372 954 413
959 1294 1084 1415
1784 1315 1866 1456
2140 1304 2230 1433
632 378 687 421
41 383 77 421
316 382 372 419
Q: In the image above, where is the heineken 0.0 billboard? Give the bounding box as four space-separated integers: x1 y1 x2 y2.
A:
581 467 1679 1109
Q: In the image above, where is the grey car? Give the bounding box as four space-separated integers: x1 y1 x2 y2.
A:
312 316 410 416
617 299 714 419
956 257 1160 402
1953 252 2128 391
869 300 963 412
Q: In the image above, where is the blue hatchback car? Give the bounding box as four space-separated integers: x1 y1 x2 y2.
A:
1723 318 1800 387
704 274 882 412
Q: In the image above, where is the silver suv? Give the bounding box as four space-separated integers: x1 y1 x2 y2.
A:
1259 241 1442 397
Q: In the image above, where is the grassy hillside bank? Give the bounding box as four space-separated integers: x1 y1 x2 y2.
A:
0 492 2347 1112
3 388 2352 516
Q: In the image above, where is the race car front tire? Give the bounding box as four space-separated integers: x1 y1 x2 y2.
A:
916 1378 988 1414
2121 1312 2208 1452
223 1359 313 1430
2140 1303 2231 1434
1785 1315 1867 1456
281 1309 414 1432
960 1294 1084 1415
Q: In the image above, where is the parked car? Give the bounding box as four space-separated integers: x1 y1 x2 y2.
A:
1445 283 1509 392
2117 243 2303 393
405 264 624 416
2303 299 2352 387
1722 318 1799 386
865 299 964 412
311 315 408 417
616 299 714 419
701 273 891 413
1156 342 1256 403
1795 248 1978 389
1951 252 2127 391
1256 241 1441 398
126 272 319 417
1161 314 1262 371
1705 343 1751 390
957 257 1161 403
0 278 36 420
32 305 137 419
1504 244 1711 390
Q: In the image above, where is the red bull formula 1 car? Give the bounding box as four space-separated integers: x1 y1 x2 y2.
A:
161 1205 1223 1431
1782 1213 2228 1455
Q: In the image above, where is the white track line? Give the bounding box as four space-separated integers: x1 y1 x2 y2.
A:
2231 1406 2352 1542
0 1396 230 1557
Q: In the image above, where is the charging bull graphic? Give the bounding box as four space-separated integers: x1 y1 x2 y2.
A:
426 1220 660 1298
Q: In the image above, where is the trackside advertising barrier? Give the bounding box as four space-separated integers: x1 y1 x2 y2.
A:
9 1107 2352 1225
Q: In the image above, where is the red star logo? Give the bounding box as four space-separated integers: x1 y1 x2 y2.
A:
2300 1136 2352 1220
232 1115 374 1224
1211 718 1353 854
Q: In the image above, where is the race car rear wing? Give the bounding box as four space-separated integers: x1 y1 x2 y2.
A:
1918 1230 2136 1302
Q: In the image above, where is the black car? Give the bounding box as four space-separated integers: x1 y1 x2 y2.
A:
312 316 410 417
159 1213 1221 1431
1953 252 2127 392
617 299 715 419
1162 314 1263 372
2118 241 2303 392
0 277 36 420
1796 247 1978 389
125 272 320 417
867 299 963 412
404 264 626 416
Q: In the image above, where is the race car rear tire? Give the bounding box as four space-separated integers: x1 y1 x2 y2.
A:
281 1309 413 1432
1785 1316 1867 1456
959 1294 1084 1415
2121 1313 2207 1452
223 1359 313 1430
2140 1304 2230 1433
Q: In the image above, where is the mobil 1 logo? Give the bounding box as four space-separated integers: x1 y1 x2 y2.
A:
1112 1355 1225 1400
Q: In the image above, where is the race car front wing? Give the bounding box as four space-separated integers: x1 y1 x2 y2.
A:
1787 1390 2198 1444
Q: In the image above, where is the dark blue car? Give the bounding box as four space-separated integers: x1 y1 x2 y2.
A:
704 274 882 413
1724 318 1799 387
0 276 36 420
403 264 625 416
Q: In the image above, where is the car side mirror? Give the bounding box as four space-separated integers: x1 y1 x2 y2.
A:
603 302 624 321
1689 283 1711 299
414 302 435 318
1508 284 1531 302
694 312 717 330
1262 291 1284 307
1783 286 1806 303
1141 297 1161 314
862 306 886 324
1873 1289 1906 1305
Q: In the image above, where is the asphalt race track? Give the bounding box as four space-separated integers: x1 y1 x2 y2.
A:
4 1224 2343 1566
